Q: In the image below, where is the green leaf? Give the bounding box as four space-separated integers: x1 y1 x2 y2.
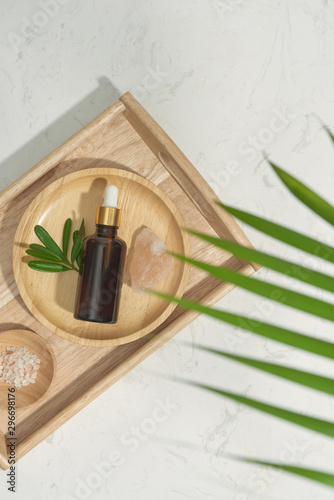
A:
196 346 334 396
219 204 334 263
25 249 64 263
248 461 334 488
169 253 334 322
73 230 84 268
76 247 84 269
165 444 334 488
78 218 85 239
151 292 334 360
34 225 64 258
73 230 79 243
27 261 71 273
184 229 334 293
71 219 85 264
62 218 72 259
184 379 334 438
323 124 334 146
269 161 334 226
29 244 65 260
314 115 334 146
71 238 82 264
229 454 334 488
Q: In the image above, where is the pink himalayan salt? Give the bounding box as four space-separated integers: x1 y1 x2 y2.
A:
129 227 174 295
0 346 40 389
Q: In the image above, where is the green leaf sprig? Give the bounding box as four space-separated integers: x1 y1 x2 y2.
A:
26 218 85 273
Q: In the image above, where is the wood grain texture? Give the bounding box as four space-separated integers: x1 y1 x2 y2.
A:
13 168 191 346
0 431 7 469
0 92 257 469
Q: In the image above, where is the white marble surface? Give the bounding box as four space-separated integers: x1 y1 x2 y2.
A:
1 0 334 498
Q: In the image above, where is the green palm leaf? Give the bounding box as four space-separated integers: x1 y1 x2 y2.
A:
169 253 334 322
157 124 334 489
251 462 334 488
152 293 334 359
231 455 334 488
183 379 334 438
219 204 334 263
194 345 334 396
269 161 334 226
324 125 334 145
184 229 334 292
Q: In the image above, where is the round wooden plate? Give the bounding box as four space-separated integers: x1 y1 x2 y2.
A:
0 330 56 409
13 168 190 346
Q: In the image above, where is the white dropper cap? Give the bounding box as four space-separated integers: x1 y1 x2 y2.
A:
96 185 121 226
102 185 118 208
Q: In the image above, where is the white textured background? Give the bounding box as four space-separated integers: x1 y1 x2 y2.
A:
1 1 334 499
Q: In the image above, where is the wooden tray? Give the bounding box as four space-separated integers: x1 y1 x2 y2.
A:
0 92 257 470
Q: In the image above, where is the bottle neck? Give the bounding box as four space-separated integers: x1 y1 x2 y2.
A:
96 224 118 237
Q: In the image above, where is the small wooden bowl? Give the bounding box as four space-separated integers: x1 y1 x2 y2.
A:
0 330 55 410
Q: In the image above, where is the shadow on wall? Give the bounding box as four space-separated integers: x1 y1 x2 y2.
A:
0 77 122 191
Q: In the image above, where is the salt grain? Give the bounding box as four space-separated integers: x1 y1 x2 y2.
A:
0 346 40 389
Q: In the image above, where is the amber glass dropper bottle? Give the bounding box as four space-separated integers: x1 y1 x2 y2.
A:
74 185 127 324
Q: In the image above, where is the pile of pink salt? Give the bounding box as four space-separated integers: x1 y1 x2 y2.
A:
129 227 174 295
0 346 40 389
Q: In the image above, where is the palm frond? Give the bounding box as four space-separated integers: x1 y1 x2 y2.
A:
155 125 334 490
219 204 334 263
152 292 334 359
169 253 334 322
192 345 334 395
180 379 334 438
269 161 334 226
232 455 334 488
184 229 334 292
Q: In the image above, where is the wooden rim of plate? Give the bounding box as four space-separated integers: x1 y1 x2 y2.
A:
12 168 191 347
